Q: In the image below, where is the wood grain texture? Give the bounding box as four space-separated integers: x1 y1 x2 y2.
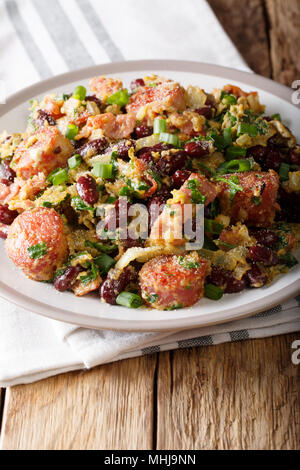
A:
156 334 300 450
0 356 157 450
208 0 271 77
265 0 300 84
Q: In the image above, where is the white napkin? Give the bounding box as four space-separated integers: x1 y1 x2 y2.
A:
0 0 299 387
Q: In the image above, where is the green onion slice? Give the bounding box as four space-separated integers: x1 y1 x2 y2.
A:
65 124 79 140
92 163 113 179
94 253 116 274
279 163 290 181
225 146 247 160
217 159 251 174
73 85 87 101
68 154 82 169
106 89 130 107
116 291 143 308
237 123 258 137
204 283 223 300
159 132 179 146
47 168 68 186
153 118 167 134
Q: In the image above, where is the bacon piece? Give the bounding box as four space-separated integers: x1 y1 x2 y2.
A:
89 76 123 103
12 127 73 179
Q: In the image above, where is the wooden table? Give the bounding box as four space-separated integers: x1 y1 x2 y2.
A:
0 0 299 450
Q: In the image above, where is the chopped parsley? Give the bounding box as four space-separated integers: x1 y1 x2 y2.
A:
178 256 200 270
27 242 48 260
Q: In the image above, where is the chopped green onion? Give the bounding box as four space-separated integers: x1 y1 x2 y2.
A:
279 163 290 181
271 113 281 121
153 118 167 134
204 283 223 300
42 202 53 208
223 127 232 146
85 240 116 253
73 85 87 101
217 159 251 174
27 242 48 260
92 163 113 179
237 123 258 137
225 146 247 160
80 263 99 285
279 253 298 268
47 168 68 186
68 154 82 169
106 196 117 204
220 91 237 105
72 196 94 211
204 218 224 235
94 253 116 274
106 89 130 107
203 236 218 251
116 291 143 308
159 132 179 146
65 124 79 140
119 186 132 197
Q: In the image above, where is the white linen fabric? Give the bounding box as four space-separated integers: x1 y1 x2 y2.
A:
0 0 299 387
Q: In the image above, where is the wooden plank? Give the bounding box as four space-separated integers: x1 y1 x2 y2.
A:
265 0 300 84
207 0 271 77
156 334 300 450
0 389 5 437
0 355 157 450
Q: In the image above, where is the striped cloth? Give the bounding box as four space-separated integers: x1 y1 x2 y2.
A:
0 0 299 387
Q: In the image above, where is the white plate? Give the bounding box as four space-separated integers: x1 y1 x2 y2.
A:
0 60 299 331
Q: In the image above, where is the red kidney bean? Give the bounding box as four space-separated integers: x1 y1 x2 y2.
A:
265 147 282 171
76 175 99 205
104 197 131 231
86 95 102 108
172 169 191 189
0 159 16 182
195 107 213 119
137 142 172 158
0 205 18 225
249 246 279 266
0 224 9 239
276 188 300 223
248 228 278 247
247 145 268 164
207 266 247 293
54 266 84 292
117 139 135 159
184 140 210 158
100 266 138 304
78 138 108 157
37 109 56 127
245 262 267 287
139 151 154 165
134 125 153 139
289 148 300 166
130 78 145 91
156 150 187 175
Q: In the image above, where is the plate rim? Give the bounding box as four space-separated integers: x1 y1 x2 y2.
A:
0 59 299 331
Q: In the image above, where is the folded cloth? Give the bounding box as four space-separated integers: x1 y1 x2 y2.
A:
0 0 299 387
